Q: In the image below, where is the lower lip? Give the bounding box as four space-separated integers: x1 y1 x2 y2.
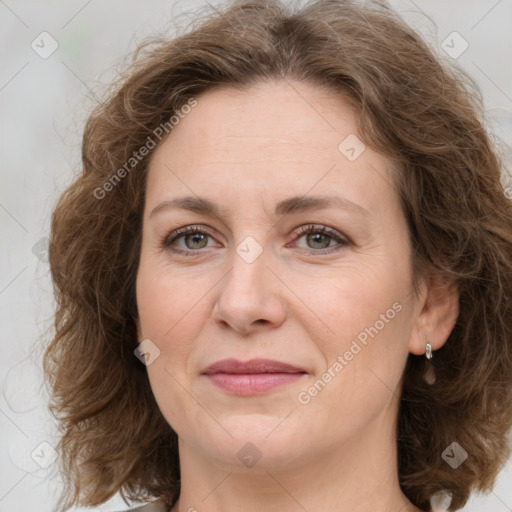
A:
206 373 305 395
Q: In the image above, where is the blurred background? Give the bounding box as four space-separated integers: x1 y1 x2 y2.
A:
0 1 511 511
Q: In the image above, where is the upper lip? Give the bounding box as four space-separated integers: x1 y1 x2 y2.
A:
202 358 307 375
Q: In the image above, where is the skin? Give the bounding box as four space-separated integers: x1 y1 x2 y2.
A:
135 79 459 512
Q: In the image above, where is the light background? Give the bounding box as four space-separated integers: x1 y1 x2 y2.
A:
1 1 511 511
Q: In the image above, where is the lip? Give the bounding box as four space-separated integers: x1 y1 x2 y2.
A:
203 358 306 375
202 358 307 395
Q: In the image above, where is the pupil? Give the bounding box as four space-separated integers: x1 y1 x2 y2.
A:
186 233 207 249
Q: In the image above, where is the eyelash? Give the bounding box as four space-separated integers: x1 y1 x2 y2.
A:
161 224 349 256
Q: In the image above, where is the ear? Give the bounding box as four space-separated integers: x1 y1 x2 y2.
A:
409 272 459 356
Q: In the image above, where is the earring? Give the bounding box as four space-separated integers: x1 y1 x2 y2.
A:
424 341 436 384
425 341 433 360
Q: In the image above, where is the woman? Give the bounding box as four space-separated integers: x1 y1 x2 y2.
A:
43 1 512 511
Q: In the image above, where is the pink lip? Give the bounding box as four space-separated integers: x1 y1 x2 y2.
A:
202 358 307 395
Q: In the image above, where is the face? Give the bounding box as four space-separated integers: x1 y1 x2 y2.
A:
136 79 422 472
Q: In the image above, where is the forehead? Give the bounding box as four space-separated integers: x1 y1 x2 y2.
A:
169 80 358 152
145 80 398 219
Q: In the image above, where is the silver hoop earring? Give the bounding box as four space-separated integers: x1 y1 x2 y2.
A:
425 342 433 360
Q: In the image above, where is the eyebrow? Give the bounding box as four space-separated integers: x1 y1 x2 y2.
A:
149 194 369 219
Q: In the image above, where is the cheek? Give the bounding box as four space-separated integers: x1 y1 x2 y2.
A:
304 260 406 339
137 268 201 432
296 286 411 438
136 259 211 413
304 260 413 393
136 257 206 342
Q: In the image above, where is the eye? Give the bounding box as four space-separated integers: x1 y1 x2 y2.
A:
290 224 349 253
162 226 218 254
161 223 349 256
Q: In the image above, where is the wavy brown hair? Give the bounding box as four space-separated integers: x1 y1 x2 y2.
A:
43 0 512 510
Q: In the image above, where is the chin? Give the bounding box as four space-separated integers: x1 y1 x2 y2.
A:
190 414 314 470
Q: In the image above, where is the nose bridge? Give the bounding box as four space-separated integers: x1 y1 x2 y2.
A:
225 234 270 299
212 234 285 332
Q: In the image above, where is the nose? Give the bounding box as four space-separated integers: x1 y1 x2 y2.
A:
211 244 286 335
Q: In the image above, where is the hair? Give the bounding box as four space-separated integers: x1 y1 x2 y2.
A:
43 0 512 510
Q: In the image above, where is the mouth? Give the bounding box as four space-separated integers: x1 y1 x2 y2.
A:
202 358 308 395
205 373 306 395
